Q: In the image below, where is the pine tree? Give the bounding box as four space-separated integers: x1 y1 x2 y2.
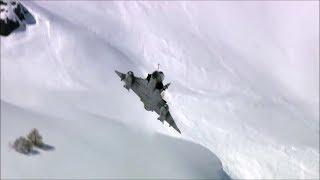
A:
27 128 43 147
13 137 33 154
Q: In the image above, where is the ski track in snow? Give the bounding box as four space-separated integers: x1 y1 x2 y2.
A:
1 1 319 179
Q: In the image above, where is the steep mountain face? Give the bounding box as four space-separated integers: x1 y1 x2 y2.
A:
0 0 35 36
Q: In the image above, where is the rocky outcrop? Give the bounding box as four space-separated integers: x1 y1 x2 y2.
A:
0 0 35 36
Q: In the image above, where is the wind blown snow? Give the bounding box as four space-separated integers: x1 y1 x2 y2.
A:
1 1 319 179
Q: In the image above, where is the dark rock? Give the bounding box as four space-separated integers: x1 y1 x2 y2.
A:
0 18 19 36
0 1 7 5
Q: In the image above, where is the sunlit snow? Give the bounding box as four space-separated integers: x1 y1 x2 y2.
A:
1 1 319 179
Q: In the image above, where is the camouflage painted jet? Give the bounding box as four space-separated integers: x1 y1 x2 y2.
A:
115 70 181 134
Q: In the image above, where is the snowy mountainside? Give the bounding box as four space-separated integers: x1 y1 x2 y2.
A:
1 1 319 179
1 100 230 179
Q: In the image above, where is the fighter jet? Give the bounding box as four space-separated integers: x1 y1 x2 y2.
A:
115 70 181 134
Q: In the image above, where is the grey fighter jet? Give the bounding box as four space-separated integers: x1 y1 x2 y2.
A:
115 70 181 134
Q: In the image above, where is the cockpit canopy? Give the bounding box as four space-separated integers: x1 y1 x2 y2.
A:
151 71 164 82
146 71 165 90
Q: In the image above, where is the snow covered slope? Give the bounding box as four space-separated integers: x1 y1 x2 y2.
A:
1 1 319 179
1 100 230 179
